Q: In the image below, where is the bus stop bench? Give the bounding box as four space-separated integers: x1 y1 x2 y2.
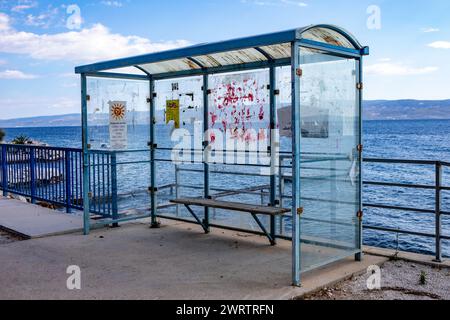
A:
170 198 290 245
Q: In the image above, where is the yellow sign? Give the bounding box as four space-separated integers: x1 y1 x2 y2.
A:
166 99 180 129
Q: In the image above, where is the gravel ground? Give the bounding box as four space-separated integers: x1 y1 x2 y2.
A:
0 229 23 245
304 260 450 300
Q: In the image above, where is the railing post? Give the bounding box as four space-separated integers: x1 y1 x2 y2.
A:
29 146 36 204
175 164 180 217
269 64 277 245
81 73 91 235
1 145 7 197
291 40 302 286
111 152 119 228
65 150 72 213
203 73 210 233
149 77 160 229
278 162 284 234
434 161 442 262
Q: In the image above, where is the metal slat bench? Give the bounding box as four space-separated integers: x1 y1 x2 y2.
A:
170 198 290 245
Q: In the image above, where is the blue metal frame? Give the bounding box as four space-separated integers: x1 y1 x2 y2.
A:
149 76 159 228
81 74 90 235
269 65 277 245
291 41 301 286
203 74 210 233
356 56 364 261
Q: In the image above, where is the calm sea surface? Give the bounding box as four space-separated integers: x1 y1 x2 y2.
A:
3 120 450 256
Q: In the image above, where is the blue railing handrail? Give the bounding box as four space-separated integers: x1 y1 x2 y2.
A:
0 143 82 153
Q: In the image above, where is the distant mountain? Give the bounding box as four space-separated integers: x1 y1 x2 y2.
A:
1 100 449 128
0 114 82 128
363 99 450 121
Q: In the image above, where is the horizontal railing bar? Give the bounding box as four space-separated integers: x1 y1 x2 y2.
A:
363 224 450 240
363 181 437 190
364 203 435 214
302 216 357 227
1 144 81 153
364 158 440 165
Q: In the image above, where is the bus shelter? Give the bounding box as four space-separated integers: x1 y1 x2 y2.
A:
75 25 369 286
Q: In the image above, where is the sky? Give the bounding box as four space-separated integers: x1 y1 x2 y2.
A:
0 0 449 120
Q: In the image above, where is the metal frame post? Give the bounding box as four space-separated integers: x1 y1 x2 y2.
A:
355 56 364 262
269 65 277 244
434 161 442 262
111 152 119 227
29 146 36 204
81 73 91 235
291 41 302 286
1 145 7 196
64 150 72 213
149 77 160 228
203 74 210 233
175 164 180 216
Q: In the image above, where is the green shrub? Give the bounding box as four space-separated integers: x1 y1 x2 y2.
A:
11 134 31 145
419 271 427 285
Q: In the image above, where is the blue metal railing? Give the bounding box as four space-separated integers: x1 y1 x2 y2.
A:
0 144 115 218
1 143 448 260
363 158 450 262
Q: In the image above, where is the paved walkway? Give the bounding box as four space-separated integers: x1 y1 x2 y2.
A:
0 219 387 300
0 196 82 238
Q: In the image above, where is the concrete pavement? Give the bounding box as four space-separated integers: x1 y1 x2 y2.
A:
0 219 387 300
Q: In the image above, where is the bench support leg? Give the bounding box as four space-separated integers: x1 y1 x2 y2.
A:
270 216 276 246
251 214 276 246
184 204 210 234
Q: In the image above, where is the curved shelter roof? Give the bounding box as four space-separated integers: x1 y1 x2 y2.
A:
75 24 368 79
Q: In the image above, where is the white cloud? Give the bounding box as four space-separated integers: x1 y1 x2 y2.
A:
0 59 6 65
101 1 123 7
0 69 38 79
12 1 37 12
0 12 11 31
280 0 307 6
365 62 438 76
0 12 190 63
25 7 60 28
421 27 439 33
241 0 307 7
428 41 450 49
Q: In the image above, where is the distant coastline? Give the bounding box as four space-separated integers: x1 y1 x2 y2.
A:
1 99 450 128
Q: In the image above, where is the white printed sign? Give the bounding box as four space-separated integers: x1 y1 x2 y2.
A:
109 101 128 150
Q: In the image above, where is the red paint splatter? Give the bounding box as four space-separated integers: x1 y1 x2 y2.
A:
259 106 264 120
210 132 216 144
211 113 218 126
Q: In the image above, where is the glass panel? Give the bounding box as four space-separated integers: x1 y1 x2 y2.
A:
298 48 360 270
152 76 205 220
207 70 272 230
154 76 203 148
87 78 150 151
208 70 270 158
302 27 355 49
194 49 268 68
86 77 151 221
275 66 293 237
